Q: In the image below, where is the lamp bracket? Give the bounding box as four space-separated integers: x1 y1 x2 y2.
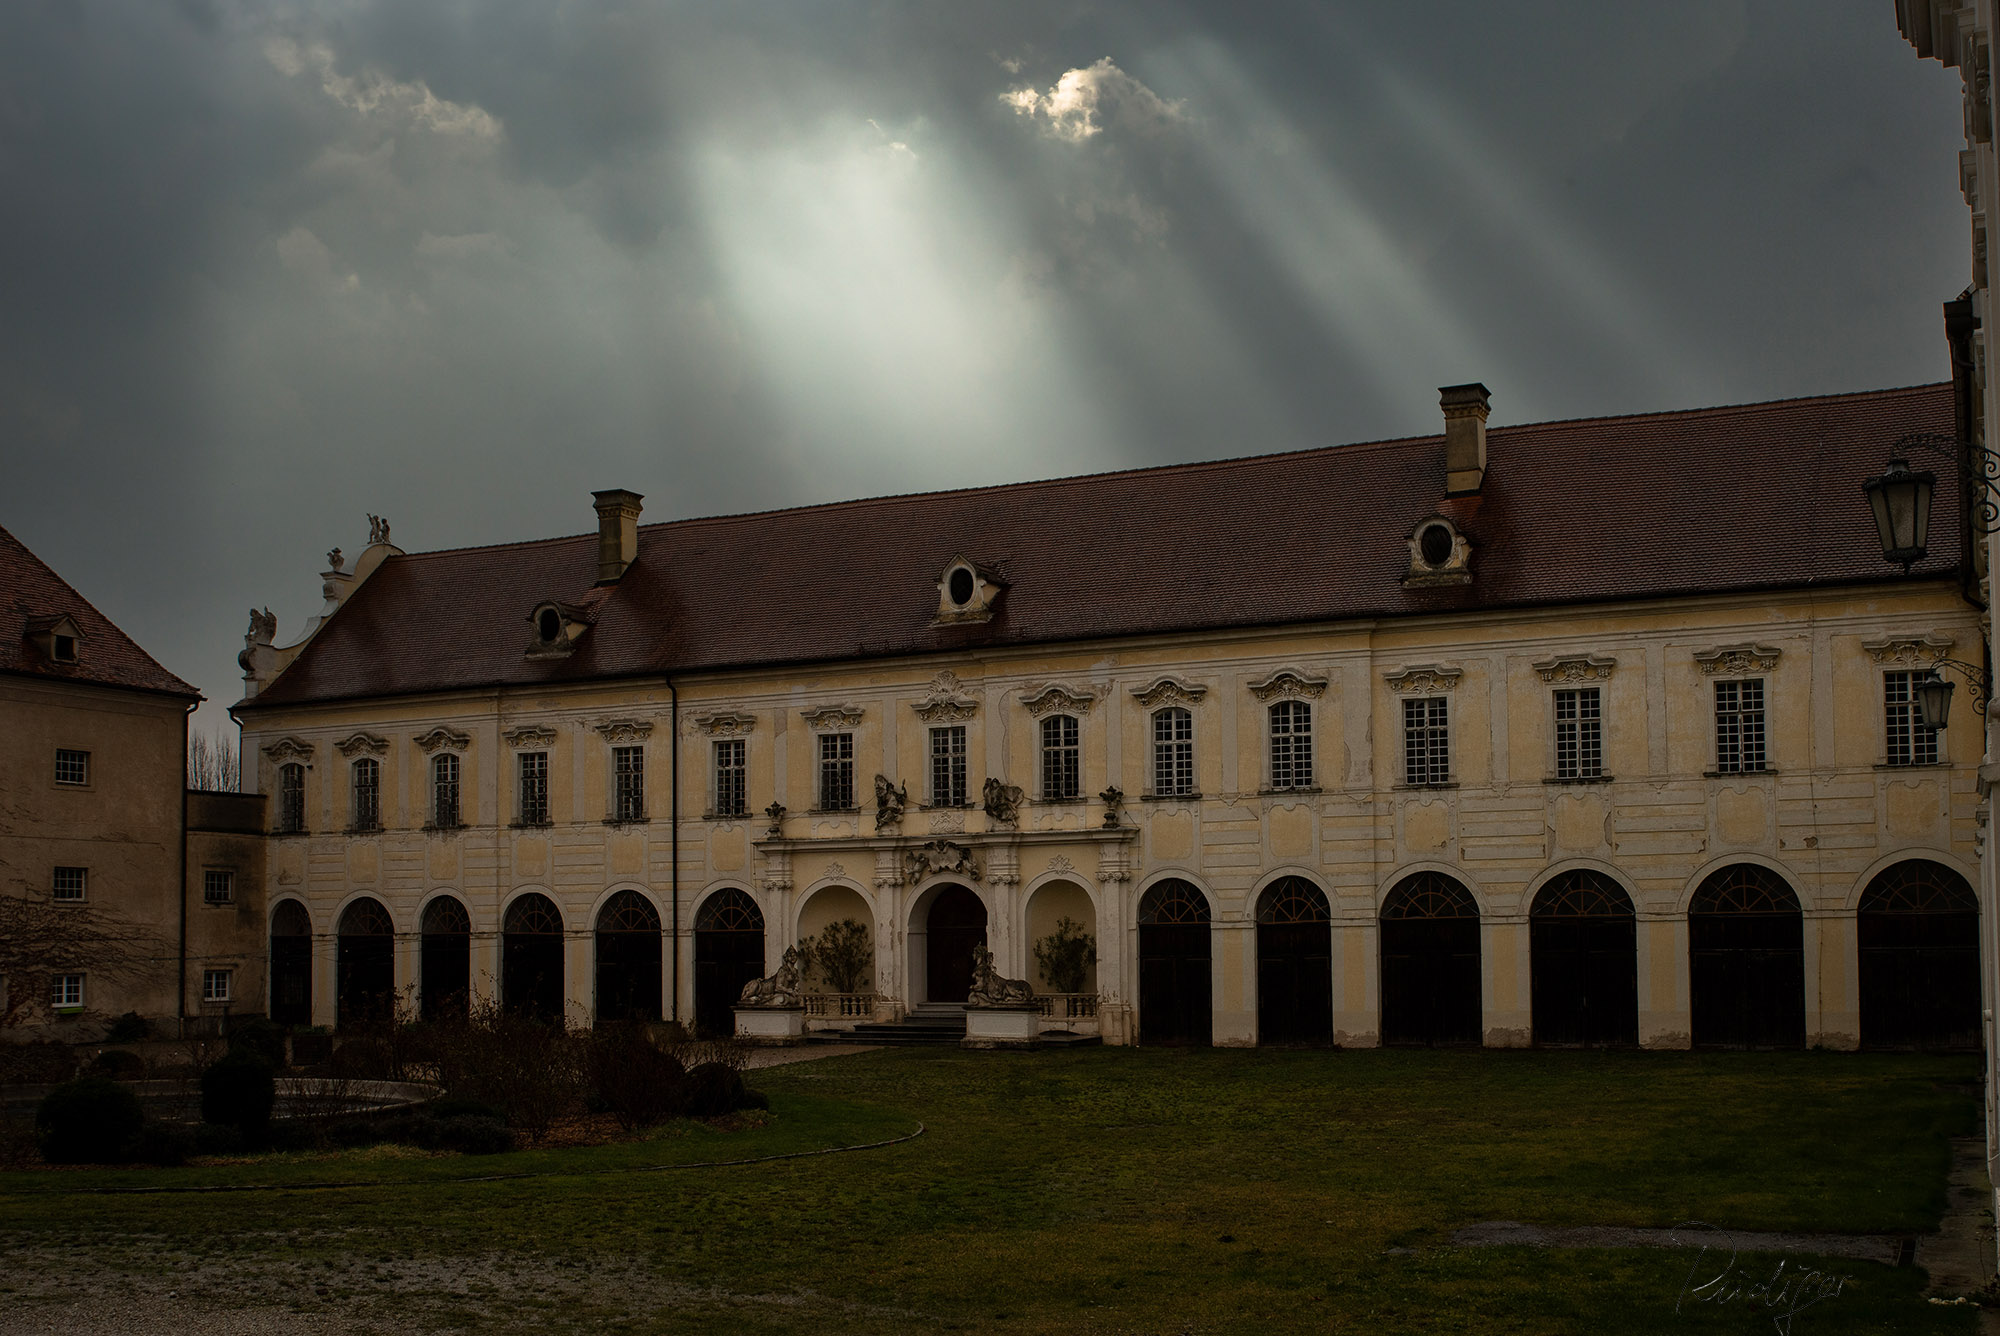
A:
1930 656 1991 716
1892 432 2000 536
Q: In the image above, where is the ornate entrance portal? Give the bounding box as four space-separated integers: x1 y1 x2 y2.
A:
925 885 987 1005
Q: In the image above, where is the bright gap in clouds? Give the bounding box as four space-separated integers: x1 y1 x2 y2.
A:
693 115 1116 498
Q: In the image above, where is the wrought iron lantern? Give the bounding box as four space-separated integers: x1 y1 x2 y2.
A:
1914 673 1955 732
1862 457 1934 571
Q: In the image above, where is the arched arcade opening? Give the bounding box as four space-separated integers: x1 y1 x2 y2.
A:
1256 877 1332 1046
1380 872 1481 1047
694 888 767 1036
595 891 663 1024
420 895 471 1022
1689 864 1804 1050
1137 879 1211 1046
1859 859 1980 1051
503 893 566 1023
336 897 395 1031
269 899 313 1027
1529 870 1637 1048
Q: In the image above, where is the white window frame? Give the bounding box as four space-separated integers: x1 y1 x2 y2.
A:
1040 714 1081 801
52 973 84 1010
1884 669 1942 767
203 868 234 905
1151 707 1196 797
1267 700 1314 791
517 750 550 824
1402 696 1451 786
350 757 381 831
277 762 307 833
55 748 89 787
52 866 87 903
1551 687 1604 780
612 744 645 821
929 725 968 807
203 969 233 1003
1713 677 1768 774
713 738 747 817
817 732 855 811
432 752 463 828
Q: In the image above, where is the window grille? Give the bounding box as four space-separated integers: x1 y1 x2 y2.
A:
1403 697 1450 785
52 974 83 1009
1553 688 1602 779
54 748 89 786
1152 707 1194 796
1268 700 1314 790
432 752 461 828
818 732 855 810
351 757 380 830
613 745 645 820
517 750 549 824
202 969 232 1003
1714 679 1767 773
1040 714 1080 800
203 870 233 905
713 740 747 816
1885 670 1941 766
278 763 306 833
52 867 86 903
929 726 968 806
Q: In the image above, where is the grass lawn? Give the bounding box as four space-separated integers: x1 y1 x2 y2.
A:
0 1047 1983 1334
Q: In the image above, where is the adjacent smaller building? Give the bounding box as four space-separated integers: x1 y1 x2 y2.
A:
0 524 265 1040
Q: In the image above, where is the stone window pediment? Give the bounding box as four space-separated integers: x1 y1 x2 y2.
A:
593 718 654 744
1693 643 1782 676
1247 667 1327 702
503 724 558 748
690 710 757 736
1863 633 1955 666
335 732 389 758
1020 682 1097 716
912 670 979 722
1131 675 1208 709
801 704 865 731
262 736 316 764
1383 663 1461 694
1533 654 1617 684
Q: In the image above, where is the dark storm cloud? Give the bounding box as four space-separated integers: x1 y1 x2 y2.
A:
0 1 1970 729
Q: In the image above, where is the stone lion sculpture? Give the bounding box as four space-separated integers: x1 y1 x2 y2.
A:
737 945 804 1008
965 943 1034 1008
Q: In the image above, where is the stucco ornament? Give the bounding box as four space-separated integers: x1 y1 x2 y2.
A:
982 777 1025 827
737 946 804 1008
873 774 908 830
1099 785 1125 828
905 839 981 883
965 944 1035 1007
913 670 979 722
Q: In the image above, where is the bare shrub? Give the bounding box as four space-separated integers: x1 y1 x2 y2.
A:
654 1023 748 1075
588 1025 685 1131
427 1001 587 1142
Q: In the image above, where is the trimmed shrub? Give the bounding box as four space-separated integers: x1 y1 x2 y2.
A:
228 1019 287 1068
104 1012 152 1043
36 1077 143 1164
89 1049 145 1080
682 1062 752 1119
201 1050 276 1139
132 1120 193 1166
590 1027 687 1130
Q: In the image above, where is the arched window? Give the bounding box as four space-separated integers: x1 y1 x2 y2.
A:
1859 859 1980 1051
1688 864 1803 1050
502 892 565 1022
335 897 395 1030
1137 879 1210 1045
1268 701 1313 791
595 890 662 1023
351 757 381 831
277 763 306 834
269 899 312 1027
420 895 471 1022
432 753 461 829
1152 708 1194 797
694 889 767 1037
1529 870 1636 1047
1379 872 1481 1046
1255 876 1331 1045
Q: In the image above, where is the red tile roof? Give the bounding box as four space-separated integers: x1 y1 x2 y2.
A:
242 383 1964 709
0 524 201 699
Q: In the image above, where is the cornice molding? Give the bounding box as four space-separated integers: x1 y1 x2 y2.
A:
912 669 979 723
334 732 388 758
1693 643 1782 676
800 704 865 730
1863 633 1956 666
1019 682 1097 717
593 718 654 744
503 725 558 748
1131 675 1208 709
413 726 472 753
1532 654 1617 684
1383 663 1461 694
1247 667 1328 702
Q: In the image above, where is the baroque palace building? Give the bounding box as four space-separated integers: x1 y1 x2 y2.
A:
231 381 1985 1049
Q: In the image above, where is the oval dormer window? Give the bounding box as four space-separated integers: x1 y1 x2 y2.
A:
1418 523 1454 566
538 608 562 642
948 567 975 607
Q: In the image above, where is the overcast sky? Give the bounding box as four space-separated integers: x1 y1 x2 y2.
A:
0 1 1974 734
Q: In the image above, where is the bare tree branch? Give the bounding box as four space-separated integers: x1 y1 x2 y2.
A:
186 727 241 792
0 896 170 1030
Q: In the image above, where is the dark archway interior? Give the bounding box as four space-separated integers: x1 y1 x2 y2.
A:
1256 877 1332 1046
1689 865 1805 1050
1138 879 1212 1046
1859 859 1980 1052
694 889 766 1037
503 893 566 1023
1530 871 1637 1048
925 884 987 1005
269 899 312 1028
336 897 395 1031
595 890 663 1024
1380 872 1481 1047
420 895 471 1023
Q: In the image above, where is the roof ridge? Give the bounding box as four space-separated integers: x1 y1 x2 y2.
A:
1484 380 1949 438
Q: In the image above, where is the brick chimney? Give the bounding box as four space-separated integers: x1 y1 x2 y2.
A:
1440 383 1491 496
592 489 644 584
